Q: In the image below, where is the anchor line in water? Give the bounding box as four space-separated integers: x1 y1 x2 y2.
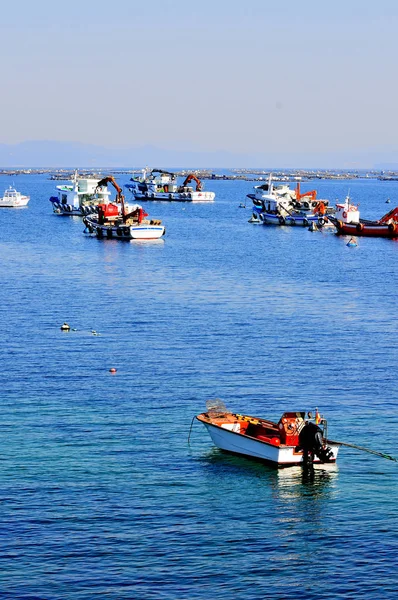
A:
333 440 398 462
188 416 196 444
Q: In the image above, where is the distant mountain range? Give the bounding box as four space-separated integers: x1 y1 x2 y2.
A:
1 140 398 170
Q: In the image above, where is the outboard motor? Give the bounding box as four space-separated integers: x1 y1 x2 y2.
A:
298 421 334 465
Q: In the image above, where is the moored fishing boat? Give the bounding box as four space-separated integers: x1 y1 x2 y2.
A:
248 175 332 227
196 400 339 468
0 186 30 207
83 176 165 240
126 169 215 202
49 171 111 216
328 196 398 238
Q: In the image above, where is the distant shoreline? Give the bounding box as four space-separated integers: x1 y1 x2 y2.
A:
1 168 398 182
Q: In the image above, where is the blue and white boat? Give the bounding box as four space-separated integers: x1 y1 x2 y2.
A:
248 175 330 227
126 169 215 202
49 171 111 216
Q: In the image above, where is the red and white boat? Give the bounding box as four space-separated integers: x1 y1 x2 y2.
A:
196 400 340 468
329 196 398 238
83 176 165 240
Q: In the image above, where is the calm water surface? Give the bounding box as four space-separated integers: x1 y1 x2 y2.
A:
0 174 397 599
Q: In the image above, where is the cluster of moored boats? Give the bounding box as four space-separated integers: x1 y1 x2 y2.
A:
4 168 397 240
247 175 398 238
48 169 216 240
2 170 396 468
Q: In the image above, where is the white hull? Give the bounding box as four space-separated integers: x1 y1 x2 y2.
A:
201 421 339 467
84 219 165 240
252 211 326 227
0 197 29 207
133 191 215 202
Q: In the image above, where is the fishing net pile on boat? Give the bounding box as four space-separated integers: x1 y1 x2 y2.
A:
206 398 229 417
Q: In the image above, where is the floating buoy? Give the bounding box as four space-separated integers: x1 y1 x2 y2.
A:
109 368 117 373
60 322 70 331
386 198 391 203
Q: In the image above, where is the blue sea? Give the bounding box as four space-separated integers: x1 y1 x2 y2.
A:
0 173 397 599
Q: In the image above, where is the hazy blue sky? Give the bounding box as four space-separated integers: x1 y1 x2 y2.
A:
2 0 398 166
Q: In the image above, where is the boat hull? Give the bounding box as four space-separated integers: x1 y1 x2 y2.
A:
329 217 398 238
51 202 99 217
251 210 326 227
132 191 215 202
198 417 339 468
0 197 29 207
84 217 165 240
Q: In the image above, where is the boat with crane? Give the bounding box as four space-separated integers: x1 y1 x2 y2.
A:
248 175 331 227
83 176 165 240
328 196 398 238
125 169 215 202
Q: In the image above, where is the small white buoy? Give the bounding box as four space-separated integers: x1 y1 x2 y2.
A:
60 322 70 331
386 198 391 203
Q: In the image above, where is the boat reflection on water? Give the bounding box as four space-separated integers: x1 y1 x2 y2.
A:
276 463 338 497
198 447 338 498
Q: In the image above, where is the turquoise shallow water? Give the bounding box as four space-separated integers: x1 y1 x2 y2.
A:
0 174 397 599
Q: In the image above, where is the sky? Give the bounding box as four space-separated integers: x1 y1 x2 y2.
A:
1 0 398 167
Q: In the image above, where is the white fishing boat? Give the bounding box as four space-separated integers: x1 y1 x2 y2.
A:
196 400 340 468
248 175 331 227
0 186 30 207
126 169 215 202
83 176 165 240
49 171 111 216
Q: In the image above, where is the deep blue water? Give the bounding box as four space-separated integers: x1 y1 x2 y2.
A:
0 173 397 599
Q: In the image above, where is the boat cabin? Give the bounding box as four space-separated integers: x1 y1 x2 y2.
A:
335 197 360 224
55 175 111 208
